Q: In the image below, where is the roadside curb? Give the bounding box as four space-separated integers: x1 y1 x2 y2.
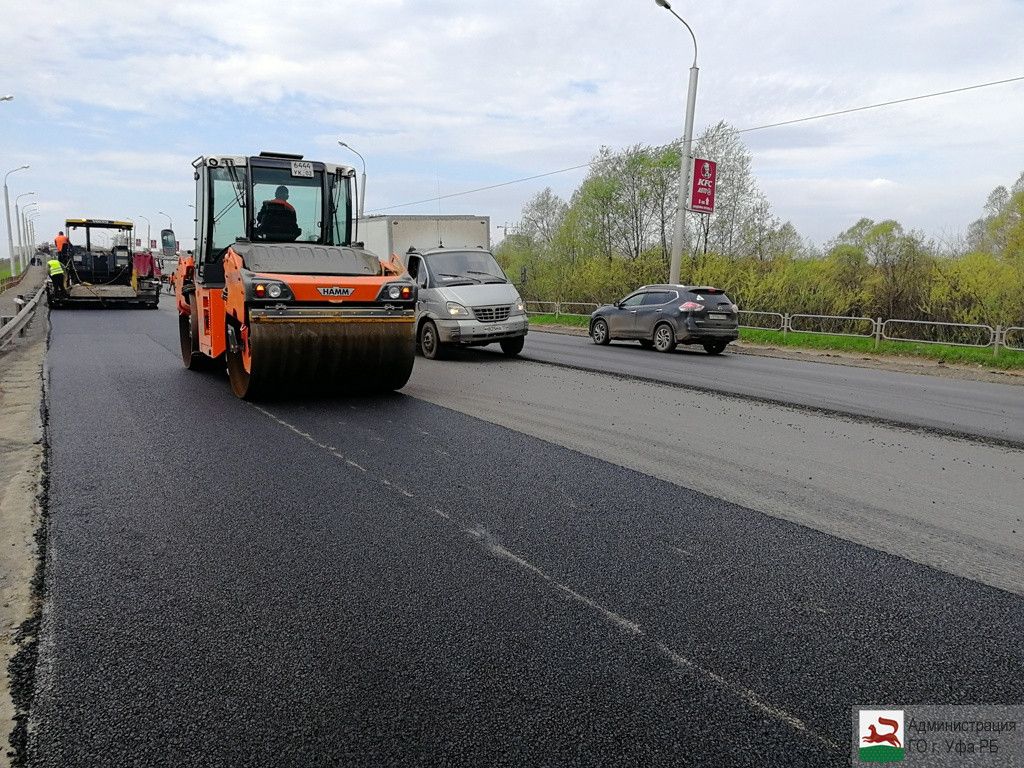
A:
528 324 1024 386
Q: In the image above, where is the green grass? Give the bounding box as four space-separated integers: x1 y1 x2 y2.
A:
528 312 591 328
740 328 1024 370
527 313 1024 370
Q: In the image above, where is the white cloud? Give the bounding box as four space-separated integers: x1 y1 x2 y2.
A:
3 0 1023 246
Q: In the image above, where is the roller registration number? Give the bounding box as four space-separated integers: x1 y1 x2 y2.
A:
291 161 314 178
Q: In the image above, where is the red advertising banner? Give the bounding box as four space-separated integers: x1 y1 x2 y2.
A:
135 238 142 246
690 158 717 214
150 239 157 249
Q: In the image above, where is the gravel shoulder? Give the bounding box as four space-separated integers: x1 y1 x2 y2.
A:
0 309 46 768
532 322 1024 386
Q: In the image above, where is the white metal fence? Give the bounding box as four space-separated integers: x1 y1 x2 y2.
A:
525 301 598 318
739 310 1017 356
526 302 1021 356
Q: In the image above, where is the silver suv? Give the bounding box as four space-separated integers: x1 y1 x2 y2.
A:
405 248 528 359
589 284 739 354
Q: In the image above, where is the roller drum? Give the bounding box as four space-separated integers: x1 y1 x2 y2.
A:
227 317 415 399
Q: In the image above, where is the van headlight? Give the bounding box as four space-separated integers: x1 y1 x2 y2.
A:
512 296 525 314
447 301 471 317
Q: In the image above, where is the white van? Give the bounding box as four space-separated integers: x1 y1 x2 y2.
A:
404 247 528 359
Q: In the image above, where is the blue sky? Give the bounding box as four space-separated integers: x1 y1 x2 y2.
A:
3 0 1023 254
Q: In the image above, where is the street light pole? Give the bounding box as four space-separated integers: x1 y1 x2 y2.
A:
4 165 30 274
136 214 151 250
26 211 39 263
157 210 172 229
19 201 39 275
14 192 35 274
655 0 699 285
337 141 367 219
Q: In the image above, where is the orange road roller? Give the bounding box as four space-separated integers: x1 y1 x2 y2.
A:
173 152 416 398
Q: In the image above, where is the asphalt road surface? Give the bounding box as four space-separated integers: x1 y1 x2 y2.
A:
30 306 1024 767
522 330 1024 446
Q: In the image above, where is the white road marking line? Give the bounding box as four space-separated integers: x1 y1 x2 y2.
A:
252 403 838 751
469 526 838 751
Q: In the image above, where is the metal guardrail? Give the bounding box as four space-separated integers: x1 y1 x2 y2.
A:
737 310 785 331
523 301 1022 354
525 301 599 318
789 314 875 338
0 284 46 351
734 310 1020 356
881 319 994 348
1004 326 1024 352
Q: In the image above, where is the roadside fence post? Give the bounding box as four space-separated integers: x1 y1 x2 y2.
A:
874 317 883 349
993 325 1002 358
555 301 561 319
783 313 789 337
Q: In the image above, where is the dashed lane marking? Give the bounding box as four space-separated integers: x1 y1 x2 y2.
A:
251 403 841 753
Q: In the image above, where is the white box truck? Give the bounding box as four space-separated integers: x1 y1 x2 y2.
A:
357 215 527 359
357 215 489 260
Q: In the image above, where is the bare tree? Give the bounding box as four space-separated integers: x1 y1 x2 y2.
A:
520 188 568 248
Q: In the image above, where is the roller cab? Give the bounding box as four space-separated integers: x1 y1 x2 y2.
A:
175 152 416 399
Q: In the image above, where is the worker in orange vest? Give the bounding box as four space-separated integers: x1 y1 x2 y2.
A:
54 231 70 259
256 185 301 240
268 185 294 211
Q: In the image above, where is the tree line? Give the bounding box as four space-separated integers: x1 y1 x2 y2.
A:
495 122 1024 327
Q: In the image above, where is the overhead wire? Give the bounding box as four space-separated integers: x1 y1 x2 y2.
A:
367 75 1024 213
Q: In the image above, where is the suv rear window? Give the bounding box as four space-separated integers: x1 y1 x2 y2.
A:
685 288 733 308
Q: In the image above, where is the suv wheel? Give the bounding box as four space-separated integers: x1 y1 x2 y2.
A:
653 323 676 353
591 318 610 345
703 341 727 355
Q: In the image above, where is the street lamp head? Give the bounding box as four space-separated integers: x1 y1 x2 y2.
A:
337 140 349 148
1 95 13 102
655 0 672 8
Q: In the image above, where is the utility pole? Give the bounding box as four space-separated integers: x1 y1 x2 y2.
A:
655 0 699 285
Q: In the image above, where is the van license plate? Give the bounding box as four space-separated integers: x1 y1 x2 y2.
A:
709 313 727 320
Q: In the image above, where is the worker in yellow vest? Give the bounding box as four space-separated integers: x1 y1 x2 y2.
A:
47 258 67 297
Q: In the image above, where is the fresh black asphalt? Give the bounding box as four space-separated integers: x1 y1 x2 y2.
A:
30 306 1024 766
521 330 1024 445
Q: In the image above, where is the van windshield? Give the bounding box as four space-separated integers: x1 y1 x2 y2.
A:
424 250 507 283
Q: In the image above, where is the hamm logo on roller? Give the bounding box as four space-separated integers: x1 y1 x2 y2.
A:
318 287 355 297
858 710 904 762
